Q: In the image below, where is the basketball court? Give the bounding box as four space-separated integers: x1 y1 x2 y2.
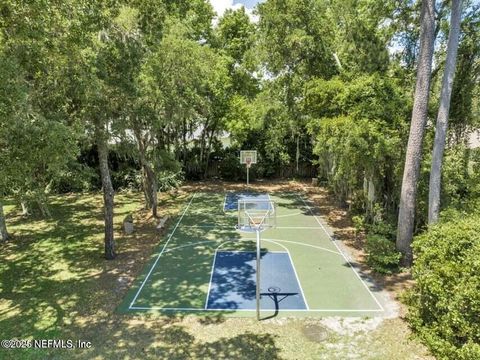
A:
118 190 386 318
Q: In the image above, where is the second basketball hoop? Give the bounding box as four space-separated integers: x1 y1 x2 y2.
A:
240 150 257 186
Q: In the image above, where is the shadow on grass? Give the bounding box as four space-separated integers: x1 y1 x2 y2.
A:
0 190 287 359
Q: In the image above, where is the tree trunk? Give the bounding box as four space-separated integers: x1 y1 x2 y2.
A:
204 125 217 178
21 202 29 216
0 201 9 242
143 165 158 217
96 129 116 260
428 0 462 225
37 200 51 218
396 0 436 266
182 118 187 165
296 134 300 173
133 128 158 218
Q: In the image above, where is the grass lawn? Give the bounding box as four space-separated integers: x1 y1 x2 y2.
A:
0 183 432 359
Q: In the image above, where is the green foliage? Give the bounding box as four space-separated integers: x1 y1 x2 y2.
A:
352 215 365 233
112 168 142 192
365 234 401 274
51 163 99 193
441 146 480 209
216 7 255 64
157 171 184 192
257 0 336 77
219 151 242 181
405 212 480 359
309 116 401 202
306 74 407 216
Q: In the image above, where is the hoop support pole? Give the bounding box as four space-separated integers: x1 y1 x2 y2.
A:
256 228 261 321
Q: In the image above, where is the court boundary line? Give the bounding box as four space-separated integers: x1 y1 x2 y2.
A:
180 225 324 229
266 240 310 310
127 191 384 313
129 307 384 312
222 193 228 212
204 250 218 309
276 212 303 218
263 238 341 256
157 236 343 260
128 193 197 309
216 250 287 253
129 233 382 312
297 194 385 312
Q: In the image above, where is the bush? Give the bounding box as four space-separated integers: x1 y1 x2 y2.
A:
52 163 99 193
218 151 242 180
405 212 480 359
157 170 184 192
364 234 401 274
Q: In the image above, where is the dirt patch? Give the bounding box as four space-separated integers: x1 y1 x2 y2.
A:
302 323 330 343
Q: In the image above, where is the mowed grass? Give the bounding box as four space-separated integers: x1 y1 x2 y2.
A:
0 189 431 359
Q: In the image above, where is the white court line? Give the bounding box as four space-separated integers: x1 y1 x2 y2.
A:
222 193 228 212
263 240 310 310
216 250 286 253
205 243 308 311
204 251 218 309
164 240 217 253
161 237 342 257
276 212 303 218
129 306 384 312
128 193 197 309
298 194 384 312
180 225 323 229
272 226 323 229
263 238 341 256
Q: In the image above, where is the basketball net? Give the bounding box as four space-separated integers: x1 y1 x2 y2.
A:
244 210 269 231
246 157 252 168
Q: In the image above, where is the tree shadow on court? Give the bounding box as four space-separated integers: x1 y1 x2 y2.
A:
130 237 265 312
205 251 258 309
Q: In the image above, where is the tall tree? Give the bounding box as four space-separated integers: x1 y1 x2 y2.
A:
89 6 145 259
428 0 463 224
95 120 116 259
0 201 7 242
396 0 436 266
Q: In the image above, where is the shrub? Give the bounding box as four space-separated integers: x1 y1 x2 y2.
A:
218 151 242 180
52 163 99 193
157 171 184 192
405 213 480 359
352 215 365 234
364 234 401 274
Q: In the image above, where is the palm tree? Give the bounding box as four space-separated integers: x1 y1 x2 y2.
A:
396 0 436 266
428 0 463 224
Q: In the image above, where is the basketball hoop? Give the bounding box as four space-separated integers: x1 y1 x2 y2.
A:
240 150 257 186
236 198 276 320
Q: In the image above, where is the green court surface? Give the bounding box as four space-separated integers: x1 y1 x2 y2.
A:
118 192 385 318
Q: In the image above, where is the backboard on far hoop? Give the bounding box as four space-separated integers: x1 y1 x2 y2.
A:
237 199 276 232
240 150 257 185
240 150 257 165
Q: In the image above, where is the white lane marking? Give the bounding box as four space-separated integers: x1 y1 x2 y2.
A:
129 193 197 309
204 250 218 309
298 194 384 311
